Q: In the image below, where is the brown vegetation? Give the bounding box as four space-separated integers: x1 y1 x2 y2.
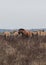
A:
0 31 46 65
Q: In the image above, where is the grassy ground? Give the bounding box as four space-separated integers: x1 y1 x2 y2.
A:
0 35 46 65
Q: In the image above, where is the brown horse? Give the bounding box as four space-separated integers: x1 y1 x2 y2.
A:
18 28 33 37
37 30 46 36
32 31 38 36
13 32 19 37
40 31 46 36
3 31 10 39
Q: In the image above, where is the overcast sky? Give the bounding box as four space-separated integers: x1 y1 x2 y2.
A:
0 0 46 29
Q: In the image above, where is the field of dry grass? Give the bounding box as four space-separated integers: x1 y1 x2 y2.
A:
0 35 46 65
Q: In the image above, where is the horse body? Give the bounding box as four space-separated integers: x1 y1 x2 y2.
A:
38 31 41 36
41 31 46 36
18 29 33 37
32 31 38 36
4 32 10 39
13 32 19 37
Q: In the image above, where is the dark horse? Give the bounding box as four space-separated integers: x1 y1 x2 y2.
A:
18 28 33 37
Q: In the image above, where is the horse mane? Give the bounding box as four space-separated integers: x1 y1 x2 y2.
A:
19 28 25 31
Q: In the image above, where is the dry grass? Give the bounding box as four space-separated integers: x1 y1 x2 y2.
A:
0 35 46 65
